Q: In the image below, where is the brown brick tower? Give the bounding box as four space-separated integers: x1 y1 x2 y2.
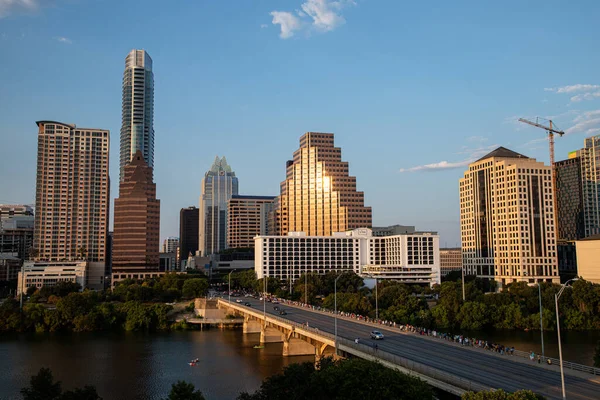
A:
112 151 160 273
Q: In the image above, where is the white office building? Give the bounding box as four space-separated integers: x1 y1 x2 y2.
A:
255 228 440 286
17 261 87 295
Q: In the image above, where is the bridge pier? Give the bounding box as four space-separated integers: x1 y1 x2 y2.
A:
260 326 284 343
283 337 316 356
243 318 262 334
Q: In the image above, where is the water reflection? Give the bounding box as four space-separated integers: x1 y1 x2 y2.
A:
0 329 315 400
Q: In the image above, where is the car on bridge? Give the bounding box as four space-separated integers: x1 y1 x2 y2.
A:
273 306 279 311
279 310 287 315
370 331 384 340
244 302 251 306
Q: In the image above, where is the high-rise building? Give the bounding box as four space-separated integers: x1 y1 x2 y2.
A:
555 156 585 241
199 156 238 256
179 206 199 264
459 147 559 286
120 49 154 182
227 195 275 249
439 248 463 277
274 132 371 236
33 121 110 263
162 237 179 253
112 151 160 273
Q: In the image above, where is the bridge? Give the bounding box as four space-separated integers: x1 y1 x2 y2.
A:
217 297 600 400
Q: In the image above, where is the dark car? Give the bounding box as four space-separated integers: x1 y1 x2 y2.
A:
244 302 251 307
279 310 287 315
273 306 279 311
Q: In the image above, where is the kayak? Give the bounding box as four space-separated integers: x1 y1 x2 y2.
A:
253 345 265 349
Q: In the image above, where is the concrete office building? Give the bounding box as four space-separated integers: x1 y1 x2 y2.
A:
162 237 179 254
199 156 238 256
439 248 463 277
575 235 600 284
274 132 372 236
255 228 440 286
112 151 160 274
0 254 20 281
227 195 275 249
17 261 87 295
1 215 34 261
0 204 33 217
33 121 110 265
179 206 199 267
120 49 154 182
459 147 559 286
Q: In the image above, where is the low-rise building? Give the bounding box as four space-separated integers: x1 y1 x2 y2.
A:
0 254 20 281
17 261 87 295
255 228 440 286
575 235 600 284
440 248 463 277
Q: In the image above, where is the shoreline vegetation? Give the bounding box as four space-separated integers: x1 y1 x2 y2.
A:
20 359 546 400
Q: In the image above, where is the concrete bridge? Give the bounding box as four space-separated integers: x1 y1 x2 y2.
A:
218 299 337 359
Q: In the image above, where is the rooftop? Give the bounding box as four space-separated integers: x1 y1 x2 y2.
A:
476 146 529 162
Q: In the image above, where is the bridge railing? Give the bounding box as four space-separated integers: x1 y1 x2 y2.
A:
337 337 489 393
510 349 600 376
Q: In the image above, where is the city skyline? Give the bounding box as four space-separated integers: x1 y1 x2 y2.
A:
1 1 600 246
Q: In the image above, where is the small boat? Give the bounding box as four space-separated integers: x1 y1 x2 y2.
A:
188 362 196 366
188 358 200 366
253 345 265 349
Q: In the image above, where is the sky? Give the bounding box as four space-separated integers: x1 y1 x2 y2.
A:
1 0 599 247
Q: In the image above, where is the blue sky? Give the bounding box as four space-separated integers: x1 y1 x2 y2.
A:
1 0 599 247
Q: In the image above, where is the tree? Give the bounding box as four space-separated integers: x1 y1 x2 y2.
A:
162 381 205 400
182 278 208 298
238 358 433 400
60 386 102 400
20 367 62 400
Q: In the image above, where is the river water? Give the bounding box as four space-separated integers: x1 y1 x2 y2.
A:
0 330 314 400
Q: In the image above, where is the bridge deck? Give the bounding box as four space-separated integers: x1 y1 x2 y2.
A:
220 297 600 400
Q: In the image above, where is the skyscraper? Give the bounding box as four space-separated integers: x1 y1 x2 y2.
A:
459 147 559 286
199 156 238 256
120 49 154 182
162 237 179 253
179 206 199 263
555 156 584 241
227 195 275 249
112 151 160 273
33 121 110 263
274 132 371 236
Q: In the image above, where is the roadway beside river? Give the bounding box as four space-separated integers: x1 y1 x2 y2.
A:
236 297 600 400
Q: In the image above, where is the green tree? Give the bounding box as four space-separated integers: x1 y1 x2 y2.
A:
20 367 62 400
60 386 102 400
182 278 208 298
162 381 205 400
457 301 489 330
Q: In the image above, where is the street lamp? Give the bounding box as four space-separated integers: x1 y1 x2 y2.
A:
305 270 308 305
461 266 465 301
362 273 378 321
228 269 236 303
263 275 267 321
536 282 545 361
556 278 578 400
334 273 344 356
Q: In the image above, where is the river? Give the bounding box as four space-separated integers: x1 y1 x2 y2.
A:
0 330 314 400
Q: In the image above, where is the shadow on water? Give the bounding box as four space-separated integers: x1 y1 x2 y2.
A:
0 330 314 400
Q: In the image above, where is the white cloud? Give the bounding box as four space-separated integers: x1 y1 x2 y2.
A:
570 91 600 102
545 84 600 94
400 144 498 173
0 0 39 18
566 110 600 136
270 11 302 39
55 36 71 44
269 0 354 39
260 24 268 29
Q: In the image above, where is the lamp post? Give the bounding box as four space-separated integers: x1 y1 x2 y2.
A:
537 283 545 361
19 264 24 312
461 266 465 301
228 269 236 303
334 273 343 356
263 275 267 321
556 278 578 400
305 270 308 305
362 273 378 321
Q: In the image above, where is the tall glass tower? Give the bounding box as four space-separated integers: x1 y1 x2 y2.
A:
199 156 238 256
120 49 154 182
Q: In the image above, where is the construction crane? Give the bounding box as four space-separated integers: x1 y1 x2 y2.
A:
518 117 565 242
518 117 564 168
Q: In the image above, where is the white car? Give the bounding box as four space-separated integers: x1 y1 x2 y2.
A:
370 331 384 340
235 299 243 303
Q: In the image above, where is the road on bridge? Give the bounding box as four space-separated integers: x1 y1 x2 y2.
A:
235 297 600 400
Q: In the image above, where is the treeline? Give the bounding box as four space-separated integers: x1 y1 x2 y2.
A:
228 269 600 331
0 273 209 334
20 360 545 400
